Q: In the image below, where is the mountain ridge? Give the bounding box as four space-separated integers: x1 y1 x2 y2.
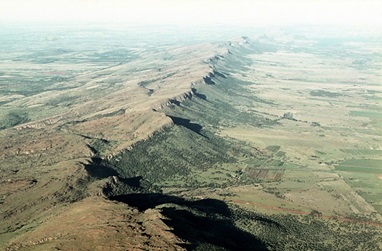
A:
0 37 257 250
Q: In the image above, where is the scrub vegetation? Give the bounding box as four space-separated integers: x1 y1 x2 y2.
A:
1 25 381 250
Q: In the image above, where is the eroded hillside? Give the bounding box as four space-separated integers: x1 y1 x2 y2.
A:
1 27 382 250
0 29 234 250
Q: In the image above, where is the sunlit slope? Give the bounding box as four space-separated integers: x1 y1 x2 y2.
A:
1 32 381 250
0 36 230 250
104 36 382 250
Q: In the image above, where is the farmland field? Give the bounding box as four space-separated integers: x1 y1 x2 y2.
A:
1 25 382 250
214 38 382 227
104 33 382 249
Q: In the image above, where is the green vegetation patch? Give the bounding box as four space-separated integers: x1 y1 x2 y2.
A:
46 95 79 107
88 138 116 156
245 168 285 181
166 75 277 129
265 145 281 153
235 207 382 251
108 126 236 185
310 89 342 98
340 149 382 156
335 159 382 174
264 159 284 167
275 151 286 158
0 110 30 129
350 110 382 119
339 159 382 168
336 166 381 174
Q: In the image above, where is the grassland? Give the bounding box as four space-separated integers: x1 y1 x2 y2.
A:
101 35 382 249
1 25 381 250
216 40 382 220
0 26 229 250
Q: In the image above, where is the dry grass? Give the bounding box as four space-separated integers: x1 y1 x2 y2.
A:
5 197 184 251
219 49 382 220
0 40 226 250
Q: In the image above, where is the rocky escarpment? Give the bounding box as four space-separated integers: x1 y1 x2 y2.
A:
86 36 262 196
0 36 258 251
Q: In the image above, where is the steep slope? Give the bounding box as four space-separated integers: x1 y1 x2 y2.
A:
0 38 232 250
101 36 382 250
0 36 270 250
2 34 382 251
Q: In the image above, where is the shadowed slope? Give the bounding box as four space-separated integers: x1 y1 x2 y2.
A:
111 194 268 251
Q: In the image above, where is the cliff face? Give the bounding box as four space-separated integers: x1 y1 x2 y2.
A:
0 33 248 250
3 28 380 250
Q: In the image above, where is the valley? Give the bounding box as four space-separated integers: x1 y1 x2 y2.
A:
0 25 381 250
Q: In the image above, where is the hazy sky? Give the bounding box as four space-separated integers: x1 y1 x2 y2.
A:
1 0 381 26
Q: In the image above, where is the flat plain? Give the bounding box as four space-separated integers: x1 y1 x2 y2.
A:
1 25 381 250
219 45 382 217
